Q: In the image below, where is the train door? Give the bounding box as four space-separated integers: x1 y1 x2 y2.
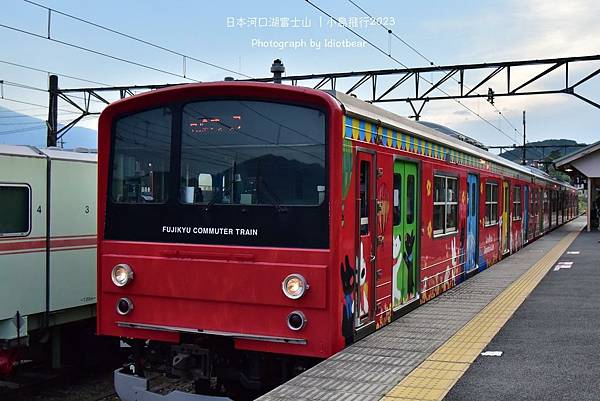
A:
501 181 510 255
356 151 376 327
560 192 565 224
392 160 419 310
524 185 529 244
541 189 546 232
465 173 479 274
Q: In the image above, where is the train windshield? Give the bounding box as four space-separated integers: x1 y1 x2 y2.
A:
106 99 328 249
181 100 326 206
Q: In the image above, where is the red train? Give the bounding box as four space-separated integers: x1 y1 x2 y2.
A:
97 82 577 398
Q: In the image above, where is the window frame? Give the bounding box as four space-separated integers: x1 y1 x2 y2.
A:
512 185 522 221
359 159 370 235
178 99 327 208
0 183 32 238
393 172 401 227
104 98 331 249
109 106 174 205
484 181 499 227
433 173 459 237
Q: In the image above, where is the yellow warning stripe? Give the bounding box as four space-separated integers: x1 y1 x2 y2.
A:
382 228 582 401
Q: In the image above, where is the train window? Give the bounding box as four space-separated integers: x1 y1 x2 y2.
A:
407 175 415 224
360 161 369 235
513 186 522 220
485 182 498 226
433 175 458 236
181 100 325 206
0 185 30 236
111 107 172 204
393 173 401 226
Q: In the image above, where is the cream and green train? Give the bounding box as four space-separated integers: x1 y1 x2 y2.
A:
0 145 96 374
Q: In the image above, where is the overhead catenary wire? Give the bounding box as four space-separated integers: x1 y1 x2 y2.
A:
0 106 48 113
0 59 111 86
0 120 49 126
23 0 254 79
0 112 79 119
2 80 47 93
0 124 46 135
304 0 519 145
0 22 202 83
347 0 522 140
0 95 81 114
2 77 116 114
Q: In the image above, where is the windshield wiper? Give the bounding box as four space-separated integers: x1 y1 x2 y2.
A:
203 198 217 212
258 178 287 213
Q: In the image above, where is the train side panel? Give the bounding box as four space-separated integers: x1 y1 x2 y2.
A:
48 156 97 312
0 149 47 340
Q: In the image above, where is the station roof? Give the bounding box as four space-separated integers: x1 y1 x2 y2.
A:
554 140 600 166
554 140 600 178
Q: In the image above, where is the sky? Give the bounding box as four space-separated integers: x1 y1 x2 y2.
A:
1 0 599 149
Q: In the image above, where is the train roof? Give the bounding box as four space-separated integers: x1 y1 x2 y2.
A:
0 144 97 163
327 90 575 190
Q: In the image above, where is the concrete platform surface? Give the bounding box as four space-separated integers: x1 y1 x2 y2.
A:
444 225 600 401
257 217 587 401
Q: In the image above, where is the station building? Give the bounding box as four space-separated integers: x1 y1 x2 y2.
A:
555 140 600 231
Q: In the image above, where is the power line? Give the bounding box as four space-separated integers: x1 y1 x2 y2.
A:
1 79 108 109
347 0 522 141
304 0 518 144
0 106 47 113
0 22 201 83
24 0 254 79
347 0 434 64
0 112 78 119
0 59 111 86
0 124 46 135
1 80 47 93
0 120 46 126
0 96 79 114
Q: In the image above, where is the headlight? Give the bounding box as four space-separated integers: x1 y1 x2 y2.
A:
282 274 308 299
111 264 134 287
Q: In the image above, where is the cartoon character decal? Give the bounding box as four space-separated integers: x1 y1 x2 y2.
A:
392 234 402 307
466 228 477 273
403 232 416 299
377 183 390 237
421 236 461 303
393 231 416 308
358 241 369 318
340 255 355 346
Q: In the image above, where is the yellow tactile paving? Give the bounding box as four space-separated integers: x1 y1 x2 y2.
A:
383 228 581 401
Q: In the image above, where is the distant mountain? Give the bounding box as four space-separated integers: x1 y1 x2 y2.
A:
0 106 97 149
498 139 587 164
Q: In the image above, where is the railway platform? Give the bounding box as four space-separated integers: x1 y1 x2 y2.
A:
258 216 590 401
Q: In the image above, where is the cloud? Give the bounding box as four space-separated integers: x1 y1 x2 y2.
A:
396 0 600 145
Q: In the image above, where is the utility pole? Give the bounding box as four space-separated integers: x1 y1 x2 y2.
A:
47 74 58 147
522 110 526 165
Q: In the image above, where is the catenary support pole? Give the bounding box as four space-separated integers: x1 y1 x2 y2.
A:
522 110 526 165
47 75 58 147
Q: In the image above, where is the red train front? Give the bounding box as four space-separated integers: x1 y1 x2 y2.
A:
97 83 345 395
97 82 578 398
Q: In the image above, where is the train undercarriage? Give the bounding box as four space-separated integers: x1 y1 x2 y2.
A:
118 335 319 401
